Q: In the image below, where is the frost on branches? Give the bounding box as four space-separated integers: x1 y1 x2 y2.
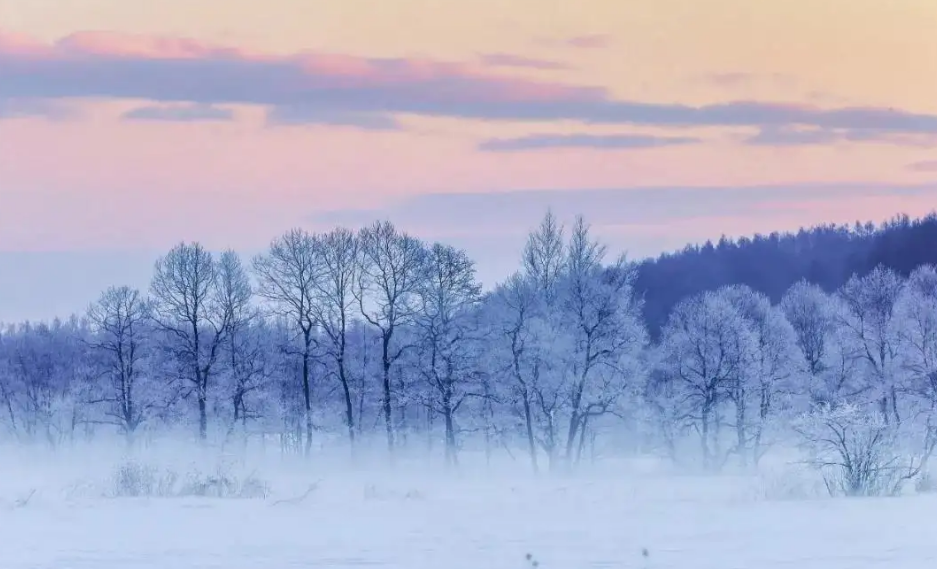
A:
3 211 937 489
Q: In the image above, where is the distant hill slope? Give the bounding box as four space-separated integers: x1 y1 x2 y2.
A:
635 212 937 338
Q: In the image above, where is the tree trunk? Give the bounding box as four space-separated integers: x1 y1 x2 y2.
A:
197 387 208 442
381 332 395 456
338 356 356 448
443 387 457 467
522 390 539 473
302 339 313 458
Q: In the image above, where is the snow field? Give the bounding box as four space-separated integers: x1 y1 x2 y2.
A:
2 451 936 569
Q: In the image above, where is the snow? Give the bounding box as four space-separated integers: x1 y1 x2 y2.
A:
2 449 936 569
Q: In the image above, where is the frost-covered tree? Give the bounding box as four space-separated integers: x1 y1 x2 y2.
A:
716 285 800 466
557 216 647 466
0 319 92 446
313 227 361 448
214 251 268 442
86 286 155 445
485 272 544 471
896 265 937 456
253 229 321 456
836 265 906 424
414 242 483 466
150 242 233 441
657 292 757 471
781 281 836 390
356 220 426 455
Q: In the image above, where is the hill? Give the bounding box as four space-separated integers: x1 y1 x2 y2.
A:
635 211 937 338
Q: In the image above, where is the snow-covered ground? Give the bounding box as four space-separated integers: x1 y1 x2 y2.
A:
1 446 935 569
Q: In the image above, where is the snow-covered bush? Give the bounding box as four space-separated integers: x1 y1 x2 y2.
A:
794 403 926 497
106 460 270 499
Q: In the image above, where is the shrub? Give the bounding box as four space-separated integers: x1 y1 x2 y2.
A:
794 403 927 497
105 460 269 499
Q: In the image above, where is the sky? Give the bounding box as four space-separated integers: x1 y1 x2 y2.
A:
1 0 937 322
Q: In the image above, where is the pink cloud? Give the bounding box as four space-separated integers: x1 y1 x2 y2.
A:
2 28 937 135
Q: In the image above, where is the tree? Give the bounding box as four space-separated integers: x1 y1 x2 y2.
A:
415 242 482 466
215 250 267 443
836 265 906 424
717 284 800 466
86 286 154 445
658 292 757 471
519 212 569 469
794 403 931 497
557 216 647 467
150 242 232 442
253 229 321 457
313 228 360 449
356 220 426 455
486 273 543 472
896 265 937 461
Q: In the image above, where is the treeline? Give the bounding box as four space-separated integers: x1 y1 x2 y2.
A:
1 212 936 478
637 212 937 337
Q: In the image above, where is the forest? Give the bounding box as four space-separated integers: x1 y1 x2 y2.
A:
2 211 937 490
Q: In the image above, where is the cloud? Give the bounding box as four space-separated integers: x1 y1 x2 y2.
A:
3 29 937 134
306 182 937 275
478 133 701 152
478 53 570 70
266 106 401 130
0 97 76 120
907 160 937 172
120 103 235 122
309 182 937 238
743 125 937 147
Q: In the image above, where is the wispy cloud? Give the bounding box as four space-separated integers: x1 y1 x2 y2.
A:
3 30 937 135
907 160 937 172
743 125 937 147
308 182 937 237
478 133 701 152
266 106 402 130
120 103 234 122
0 97 76 120
478 52 570 70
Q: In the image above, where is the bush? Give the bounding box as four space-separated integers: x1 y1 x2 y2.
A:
794 404 926 497
105 460 269 499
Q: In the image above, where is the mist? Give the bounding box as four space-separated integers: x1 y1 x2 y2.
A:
2 212 937 568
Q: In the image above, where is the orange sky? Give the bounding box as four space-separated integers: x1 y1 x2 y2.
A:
0 0 936 321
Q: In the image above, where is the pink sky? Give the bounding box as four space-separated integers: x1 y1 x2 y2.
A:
1 0 936 321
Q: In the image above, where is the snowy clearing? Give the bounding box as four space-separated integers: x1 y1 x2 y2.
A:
2 453 936 569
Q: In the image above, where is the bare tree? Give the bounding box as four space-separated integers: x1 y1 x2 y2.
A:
86 286 153 445
658 292 757 471
717 285 800 466
837 265 906 424
558 216 647 467
520 212 569 470
487 273 542 472
150 242 231 442
253 229 321 457
356 220 426 455
312 228 360 449
795 403 932 497
215 251 265 442
415 242 483 466
523 210 566 303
